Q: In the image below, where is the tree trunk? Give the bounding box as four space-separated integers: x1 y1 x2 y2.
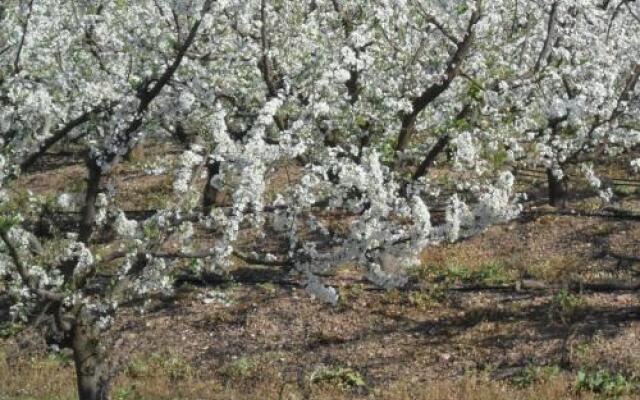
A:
78 155 102 244
72 322 110 400
394 112 418 163
202 159 222 215
412 134 451 181
546 168 566 207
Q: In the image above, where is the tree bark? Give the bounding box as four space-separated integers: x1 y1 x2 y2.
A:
19 108 104 172
546 168 566 207
78 155 102 244
202 159 222 215
72 321 109 400
411 134 451 181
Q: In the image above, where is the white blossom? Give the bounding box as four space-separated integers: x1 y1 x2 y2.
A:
114 211 139 239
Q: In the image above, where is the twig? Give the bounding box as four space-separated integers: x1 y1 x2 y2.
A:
13 0 35 74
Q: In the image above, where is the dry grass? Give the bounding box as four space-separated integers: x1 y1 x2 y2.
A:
0 348 76 399
4 282 639 399
114 174 174 210
2 351 636 400
21 165 87 194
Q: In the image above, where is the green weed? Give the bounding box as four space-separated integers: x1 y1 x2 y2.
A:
575 370 634 396
309 365 366 389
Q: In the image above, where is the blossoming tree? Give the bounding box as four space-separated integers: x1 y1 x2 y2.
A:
473 0 640 205
0 1 638 399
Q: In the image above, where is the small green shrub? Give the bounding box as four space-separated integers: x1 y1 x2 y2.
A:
575 370 633 396
113 385 143 400
48 350 73 366
613 185 637 198
407 290 441 310
0 214 21 233
125 353 192 381
413 262 510 286
338 283 364 308
257 282 278 296
548 289 584 324
309 365 366 389
0 322 23 338
470 262 509 284
511 364 561 388
220 357 256 380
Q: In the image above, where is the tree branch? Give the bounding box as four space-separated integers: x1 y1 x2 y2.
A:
102 0 213 167
0 229 63 302
410 104 471 182
412 0 459 45
20 104 113 172
394 0 482 158
533 1 559 73
13 0 35 74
